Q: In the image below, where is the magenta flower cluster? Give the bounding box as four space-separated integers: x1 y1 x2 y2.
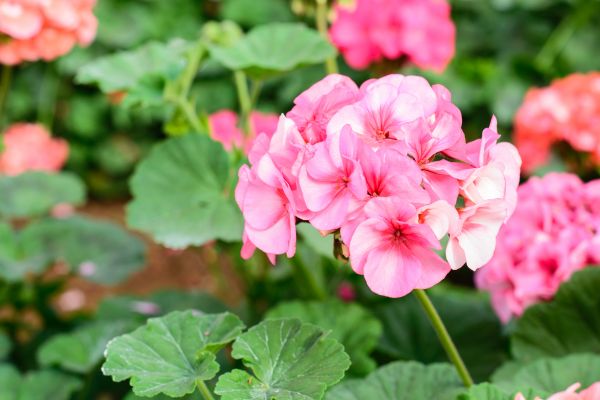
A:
476 173 600 322
235 74 521 298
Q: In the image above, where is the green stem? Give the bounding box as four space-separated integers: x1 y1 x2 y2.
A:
0 66 11 124
535 1 596 71
180 39 206 99
234 70 252 136
315 0 338 75
197 380 215 400
171 96 204 134
413 289 474 387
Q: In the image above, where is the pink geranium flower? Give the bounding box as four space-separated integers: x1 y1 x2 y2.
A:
235 73 521 297
0 0 97 65
329 0 455 72
0 123 68 175
349 197 451 297
476 173 600 322
208 110 279 154
515 382 600 400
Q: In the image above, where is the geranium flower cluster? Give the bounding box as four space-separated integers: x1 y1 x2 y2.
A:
329 0 455 72
235 74 521 298
476 173 600 322
515 382 600 400
208 110 279 154
0 123 68 175
515 72 600 173
0 0 97 65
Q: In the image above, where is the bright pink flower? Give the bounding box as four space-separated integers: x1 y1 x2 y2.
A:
298 126 367 231
208 110 279 154
0 123 68 175
287 74 359 144
476 173 600 322
328 75 437 146
349 197 451 297
0 0 97 65
329 0 455 72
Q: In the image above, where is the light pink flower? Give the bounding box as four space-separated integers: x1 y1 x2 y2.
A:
515 382 600 400
476 173 600 322
0 123 68 175
298 126 367 231
328 75 437 146
0 0 97 65
208 110 279 154
287 74 359 144
349 197 450 297
329 0 455 72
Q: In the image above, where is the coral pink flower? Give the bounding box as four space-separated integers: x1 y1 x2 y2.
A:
476 173 600 322
349 197 451 297
287 74 359 144
298 126 367 231
0 0 97 65
515 72 600 173
0 123 68 175
208 110 279 154
329 0 455 72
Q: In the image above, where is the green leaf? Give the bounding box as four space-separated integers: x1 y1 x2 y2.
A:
215 318 351 400
102 311 245 397
127 133 243 249
375 286 508 381
494 354 600 395
0 332 10 360
0 222 51 282
76 40 190 93
457 383 543 400
511 268 600 362
96 290 229 321
209 23 336 79
220 0 294 28
0 365 82 400
325 361 464 400
265 300 382 375
125 393 196 400
19 216 146 285
38 320 135 374
0 172 85 219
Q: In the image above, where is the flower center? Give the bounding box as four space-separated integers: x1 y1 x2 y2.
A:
375 129 390 140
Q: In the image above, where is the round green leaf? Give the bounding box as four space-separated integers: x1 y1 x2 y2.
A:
376 286 508 381
127 133 242 249
325 361 464 400
20 216 146 285
215 318 351 400
208 23 336 79
0 365 82 400
457 383 544 400
511 268 600 362
0 172 85 219
76 40 189 93
0 222 51 282
38 320 135 374
494 354 600 395
265 300 382 376
102 311 245 397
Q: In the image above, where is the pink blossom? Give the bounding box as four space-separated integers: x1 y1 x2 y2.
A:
515 382 600 400
234 73 520 296
287 74 359 144
0 0 97 65
349 197 451 297
208 110 278 154
476 173 600 322
0 123 68 175
329 0 455 72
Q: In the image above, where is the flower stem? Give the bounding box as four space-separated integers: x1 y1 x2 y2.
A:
0 66 12 124
234 70 253 136
197 381 215 400
315 0 338 75
413 289 474 387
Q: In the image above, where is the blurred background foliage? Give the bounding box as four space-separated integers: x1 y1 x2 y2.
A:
9 0 600 198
